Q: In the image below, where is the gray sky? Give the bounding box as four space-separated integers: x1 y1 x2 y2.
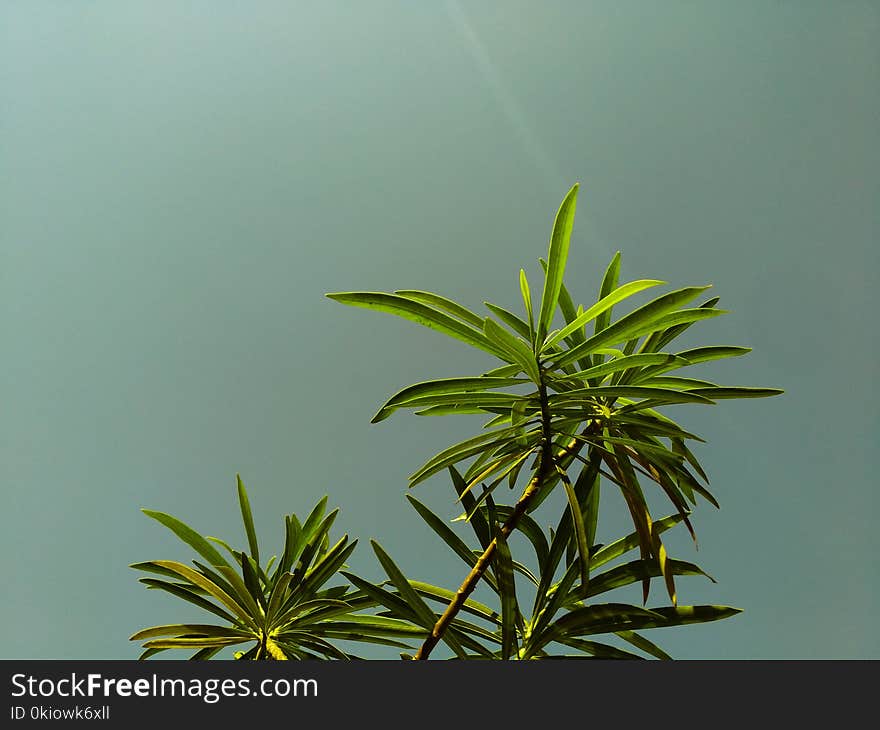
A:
2 1 877 659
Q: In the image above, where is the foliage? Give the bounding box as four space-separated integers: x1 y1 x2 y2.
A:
348 470 739 659
133 182 781 659
130 475 422 659
328 182 781 659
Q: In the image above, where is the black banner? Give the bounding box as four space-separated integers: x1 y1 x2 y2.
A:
3 660 874 725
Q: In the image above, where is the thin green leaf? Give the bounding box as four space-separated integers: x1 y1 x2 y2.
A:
131 561 202 582
130 624 255 641
520 269 535 343
530 559 584 648
632 345 750 382
615 630 672 660
687 387 784 399
595 252 621 335
414 405 495 417
614 414 705 442
538 182 579 341
545 603 664 642
409 426 521 487
410 581 500 624
483 318 541 383
480 506 549 574
340 572 422 625
296 537 357 599
484 302 532 340
552 353 690 386
325 291 507 359
393 290 485 329
488 507 519 660
606 448 653 603
369 542 437 631
392 392 522 413
460 449 535 503
449 466 492 551
372 377 526 423
235 475 260 565
638 296 720 355
583 559 713 600
675 345 752 363
239 553 265 610
141 510 230 568
138 578 239 624
673 438 712 486
557 461 590 595
213 564 264 622
543 279 666 350
406 496 478 570
138 648 169 660
557 638 646 659
265 572 294 628
619 605 743 631
152 560 259 631
143 637 251 649
548 385 715 405
552 286 713 369
590 514 684 569
299 498 330 544
317 614 427 638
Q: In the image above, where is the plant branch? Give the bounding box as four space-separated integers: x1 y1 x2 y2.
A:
413 367 586 660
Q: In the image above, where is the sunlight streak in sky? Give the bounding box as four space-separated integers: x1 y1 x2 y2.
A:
443 1 610 263
443 0 565 192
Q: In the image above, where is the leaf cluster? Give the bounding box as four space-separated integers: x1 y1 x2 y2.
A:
328 183 781 611
130 476 421 659
133 183 781 659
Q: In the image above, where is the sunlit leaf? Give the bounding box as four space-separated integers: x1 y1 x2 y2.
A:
543 279 666 350
552 286 713 368
616 630 672 660
520 269 535 343
138 578 239 625
236 475 260 565
130 624 255 641
393 290 485 329
147 561 259 631
372 377 527 423
557 461 590 595
409 426 523 487
595 252 621 336
326 291 506 359
538 183 579 341
410 581 500 624
484 302 532 340
483 318 541 383
407 495 478 571
687 387 785 399
141 510 230 569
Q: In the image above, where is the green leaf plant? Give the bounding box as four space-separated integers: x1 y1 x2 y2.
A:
130 475 423 659
346 474 740 659
133 182 781 660
327 182 782 660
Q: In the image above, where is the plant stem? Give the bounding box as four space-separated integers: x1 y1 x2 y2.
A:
414 370 573 660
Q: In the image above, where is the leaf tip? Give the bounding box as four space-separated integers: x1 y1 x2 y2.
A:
370 409 390 424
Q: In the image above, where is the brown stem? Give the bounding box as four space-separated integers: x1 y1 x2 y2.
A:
414 371 583 660
412 463 547 660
